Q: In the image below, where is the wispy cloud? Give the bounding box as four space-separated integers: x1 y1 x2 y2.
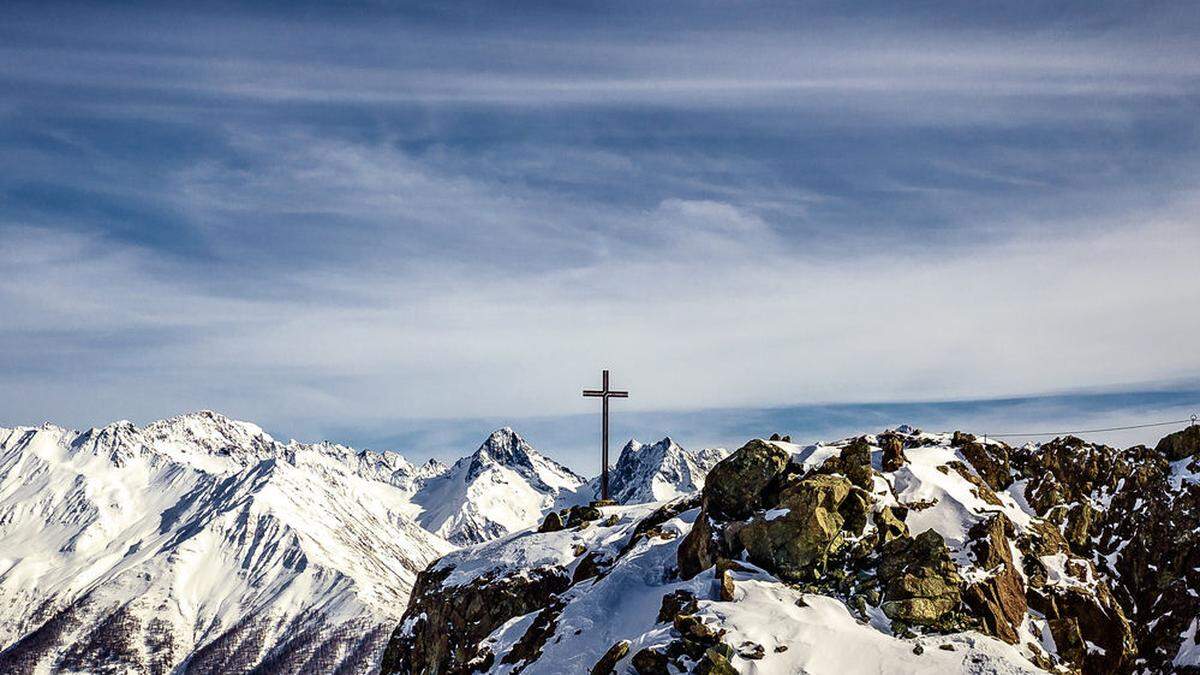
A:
1 1 1198 449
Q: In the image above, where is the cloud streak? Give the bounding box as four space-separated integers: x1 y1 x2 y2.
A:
1 1 1198 451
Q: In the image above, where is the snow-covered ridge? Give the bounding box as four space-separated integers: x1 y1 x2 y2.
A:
0 410 751 673
0 411 455 674
596 436 730 504
413 427 586 545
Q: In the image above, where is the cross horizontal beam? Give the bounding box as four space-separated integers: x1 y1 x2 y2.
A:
582 389 628 397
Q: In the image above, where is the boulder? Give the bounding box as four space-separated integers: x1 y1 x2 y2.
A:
737 475 854 580
631 647 670 675
875 506 909 544
566 505 603 528
657 590 699 623
695 648 738 675
380 566 570 674
959 441 1012 491
1155 425 1200 461
878 530 962 628
538 511 565 533
590 640 630 675
677 507 722 580
879 433 908 471
702 440 791 520
840 438 874 489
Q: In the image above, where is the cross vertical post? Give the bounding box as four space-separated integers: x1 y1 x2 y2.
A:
582 369 628 501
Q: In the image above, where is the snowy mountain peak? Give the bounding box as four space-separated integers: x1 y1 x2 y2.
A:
469 427 537 474
0 411 452 675
414 429 584 545
600 436 730 504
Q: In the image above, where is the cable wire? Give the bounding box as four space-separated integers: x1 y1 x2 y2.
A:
984 414 1196 439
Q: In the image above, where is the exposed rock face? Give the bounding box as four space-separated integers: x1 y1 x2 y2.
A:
737 475 854 580
1155 424 1200 461
962 515 1026 644
378 566 570 674
383 425 1200 675
878 530 963 628
700 439 790 520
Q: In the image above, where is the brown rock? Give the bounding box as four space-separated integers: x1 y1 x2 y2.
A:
878 530 963 628
880 433 908 472
590 640 630 675
737 475 854 581
1155 425 1200 461
962 515 1025 644
630 647 670 675
678 507 722 580
539 511 565 533
657 590 699 623
703 440 791 520
718 569 736 601
959 441 1012 491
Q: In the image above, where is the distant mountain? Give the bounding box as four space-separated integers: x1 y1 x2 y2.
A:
0 411 452 674
601 437 729 504
411 427 585 545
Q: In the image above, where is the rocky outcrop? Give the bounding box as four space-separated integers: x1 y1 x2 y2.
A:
962 515 1025 644
878 529 964 630
379 566 570 674
700 440 790 520
737 475 855 581
383 426 1200 675
1155 424 1200 461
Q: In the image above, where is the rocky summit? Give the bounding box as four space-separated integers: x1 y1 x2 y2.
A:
381 425 1200 674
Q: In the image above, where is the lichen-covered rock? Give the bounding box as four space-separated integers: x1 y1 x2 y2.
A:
701 439 790 520
737 475 854 581
878 530 962 628
839 438 874 489
875 505 909 543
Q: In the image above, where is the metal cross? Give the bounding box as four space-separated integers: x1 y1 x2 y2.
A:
582 369 628 501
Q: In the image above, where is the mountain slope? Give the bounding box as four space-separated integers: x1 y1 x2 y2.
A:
411 427 585 545
0 411 452 674
602 437 729 504
382 425 1200 675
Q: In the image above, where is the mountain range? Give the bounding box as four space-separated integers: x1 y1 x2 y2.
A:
0 411 722 673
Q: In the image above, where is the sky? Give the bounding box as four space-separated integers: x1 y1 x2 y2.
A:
2 1 1199 471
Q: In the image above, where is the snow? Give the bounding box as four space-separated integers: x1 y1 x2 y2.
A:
701 580 1041 674
764 508 791 521
568 437 729 506
412 428 584 545
1176 618 1200 668
1169 457 1200 490
0 412 453 672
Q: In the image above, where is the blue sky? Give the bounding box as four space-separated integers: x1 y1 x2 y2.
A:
2 1 1198 470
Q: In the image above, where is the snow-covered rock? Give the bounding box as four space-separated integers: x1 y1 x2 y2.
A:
382 426 1200 675
411 427 585 545
0 411 452 674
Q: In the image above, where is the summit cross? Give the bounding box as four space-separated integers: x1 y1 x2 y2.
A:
582 369 628 501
